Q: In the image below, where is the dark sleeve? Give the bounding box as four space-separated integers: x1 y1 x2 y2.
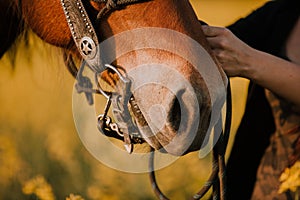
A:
228 0 280 51
226 83 275 200
225 1 278 199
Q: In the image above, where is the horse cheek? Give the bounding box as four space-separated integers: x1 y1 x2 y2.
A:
21 0 72 48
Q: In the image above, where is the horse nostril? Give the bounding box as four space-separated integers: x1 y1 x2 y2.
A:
146 93 182 134
167 96 181 132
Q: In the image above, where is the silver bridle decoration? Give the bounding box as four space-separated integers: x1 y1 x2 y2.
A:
61 0 103 72
60 0 145 153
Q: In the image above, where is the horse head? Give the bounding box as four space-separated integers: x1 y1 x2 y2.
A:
1 0 231 199
5 0 228 156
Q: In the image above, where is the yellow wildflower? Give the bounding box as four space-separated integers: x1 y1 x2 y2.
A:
66 194 85 200
22 175 56 200
278 161 300 194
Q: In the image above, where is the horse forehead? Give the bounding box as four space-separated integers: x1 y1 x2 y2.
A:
19 0 206 48
98 0 213 58
20 0 73 47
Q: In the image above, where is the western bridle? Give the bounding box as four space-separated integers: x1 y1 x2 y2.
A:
61 0 148 154
60 0 232 199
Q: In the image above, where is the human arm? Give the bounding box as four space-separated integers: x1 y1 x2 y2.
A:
202 25 300 110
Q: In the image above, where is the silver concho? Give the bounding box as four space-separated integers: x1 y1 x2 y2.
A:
79 36 97 60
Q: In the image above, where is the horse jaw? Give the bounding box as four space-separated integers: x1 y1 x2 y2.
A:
58 0 226 155
95 0 228 156
109 45 226 156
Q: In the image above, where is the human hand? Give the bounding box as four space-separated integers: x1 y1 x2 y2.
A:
202 25 256 78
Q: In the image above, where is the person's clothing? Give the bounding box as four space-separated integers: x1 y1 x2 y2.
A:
251 90 300 199
226 0 300 199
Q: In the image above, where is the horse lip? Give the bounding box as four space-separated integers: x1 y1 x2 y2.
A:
129 95 164 150
125 63 203 156
130 97 192 156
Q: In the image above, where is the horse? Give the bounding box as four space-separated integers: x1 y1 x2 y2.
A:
0 0 231 199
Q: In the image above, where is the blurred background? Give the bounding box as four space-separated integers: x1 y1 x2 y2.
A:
0 0 268 199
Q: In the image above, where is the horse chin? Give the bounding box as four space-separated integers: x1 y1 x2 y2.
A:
128 64 215 157
131 89 210 157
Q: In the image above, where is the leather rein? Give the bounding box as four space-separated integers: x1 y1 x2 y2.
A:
60 0 232 199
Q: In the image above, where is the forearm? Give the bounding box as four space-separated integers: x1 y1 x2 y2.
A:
202 25 300 109
243 49 300 110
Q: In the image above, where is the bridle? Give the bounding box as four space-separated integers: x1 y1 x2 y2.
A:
61 0 147 153
60 0 232 199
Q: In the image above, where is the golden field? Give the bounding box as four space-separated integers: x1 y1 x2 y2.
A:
0 1 268 199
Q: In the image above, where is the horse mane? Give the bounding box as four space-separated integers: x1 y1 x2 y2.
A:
2 0 30 68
